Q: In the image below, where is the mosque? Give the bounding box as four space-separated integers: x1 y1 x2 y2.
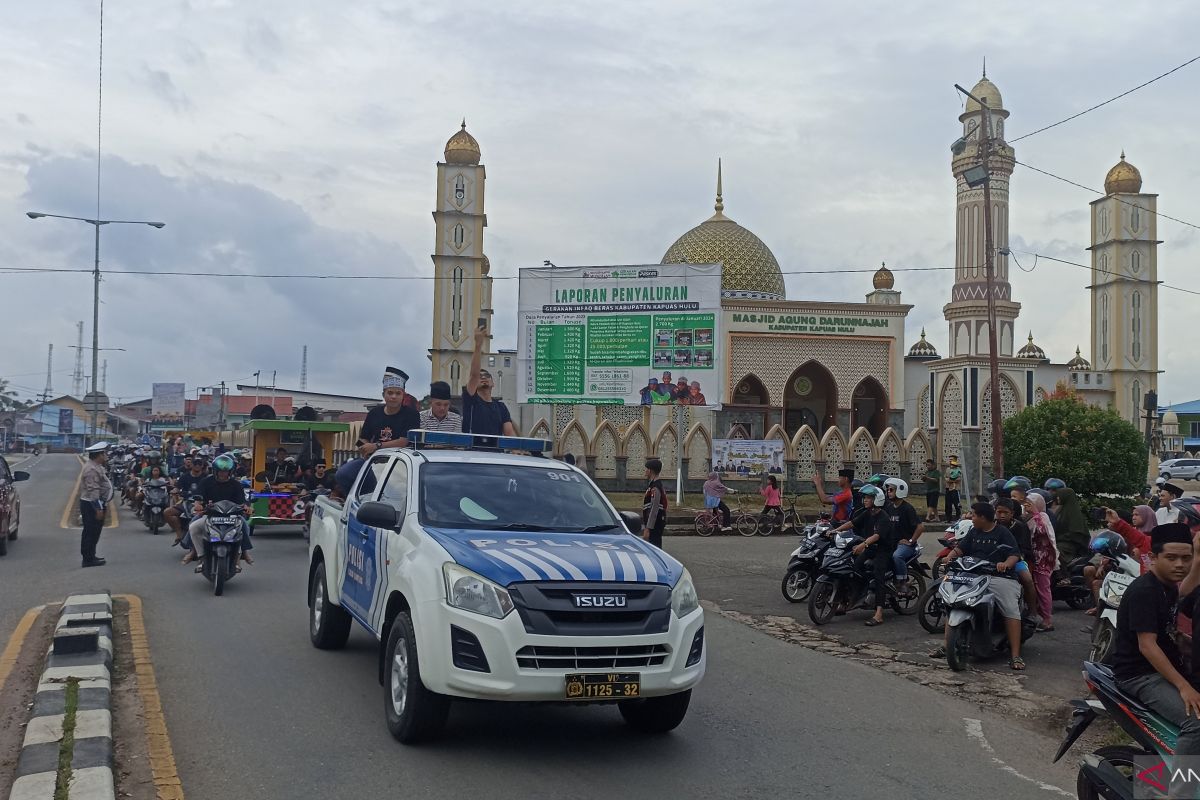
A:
426 73 1162 495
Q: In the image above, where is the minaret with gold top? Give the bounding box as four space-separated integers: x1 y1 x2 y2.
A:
1088 152 1160 424
429 121 493 393
945 69 1020 358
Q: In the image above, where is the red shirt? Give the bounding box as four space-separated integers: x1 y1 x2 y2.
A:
832 488 853 521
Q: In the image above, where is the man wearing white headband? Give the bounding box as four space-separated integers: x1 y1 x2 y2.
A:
334 366 420 497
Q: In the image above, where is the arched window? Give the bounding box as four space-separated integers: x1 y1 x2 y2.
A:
1131 380 1142 424
1131 205 1141 233
450 361 462 394
453 223 465 248
453 175 466 207
1131 250 1142 274
1132 292 1142 361
1101 294 1109 363
451 267 464 339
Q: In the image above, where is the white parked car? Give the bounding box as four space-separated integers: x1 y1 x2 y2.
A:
1159 458 1200 481
306 431 706 743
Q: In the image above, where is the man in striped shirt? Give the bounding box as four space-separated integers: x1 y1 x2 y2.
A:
419 381 463 433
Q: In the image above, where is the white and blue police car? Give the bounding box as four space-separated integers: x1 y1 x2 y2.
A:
307 430 705 743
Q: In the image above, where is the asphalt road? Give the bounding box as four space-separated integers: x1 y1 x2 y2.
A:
0 455 1085 799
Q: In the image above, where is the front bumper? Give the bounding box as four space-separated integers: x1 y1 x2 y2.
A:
416 599 706 702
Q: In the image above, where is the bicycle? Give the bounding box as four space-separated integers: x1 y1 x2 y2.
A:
693 506 721 537
779 495 805 534
733 495 760 537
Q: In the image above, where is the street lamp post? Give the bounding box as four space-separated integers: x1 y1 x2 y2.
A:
26 212 164 446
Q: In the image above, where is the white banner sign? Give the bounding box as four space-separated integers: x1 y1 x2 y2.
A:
517 263 724 407
151 383 185 419
712 439 786 479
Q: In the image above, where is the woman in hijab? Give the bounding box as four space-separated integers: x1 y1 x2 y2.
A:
1054 487 1091 570
702 472 733 531
1023 492 1058 632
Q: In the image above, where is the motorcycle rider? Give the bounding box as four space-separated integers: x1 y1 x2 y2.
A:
884 478 922 599
994 498 1042 626
167 457 209 549
183 454 254 566
846 484 895 627
932 502 1027 670
1111 521 1200 795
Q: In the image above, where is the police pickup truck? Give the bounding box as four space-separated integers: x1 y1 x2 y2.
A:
306 430 705 743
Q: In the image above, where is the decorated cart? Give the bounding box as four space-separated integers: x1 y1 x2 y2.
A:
241 419 350 532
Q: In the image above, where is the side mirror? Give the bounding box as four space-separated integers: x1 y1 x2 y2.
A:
356 501 401 530
254 471 268 482
12 471 30 482
619 510 642 535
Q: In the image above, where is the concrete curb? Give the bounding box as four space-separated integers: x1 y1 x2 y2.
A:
8 593 115 800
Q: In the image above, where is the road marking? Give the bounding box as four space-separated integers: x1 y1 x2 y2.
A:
963 717 1072 797
59 463 118 529
0 604 45 694
118 594 185 800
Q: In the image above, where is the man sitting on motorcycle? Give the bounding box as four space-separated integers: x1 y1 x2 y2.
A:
845 484 895 627
1111 521 1200 777
182 454 254 566
934 502 1027 670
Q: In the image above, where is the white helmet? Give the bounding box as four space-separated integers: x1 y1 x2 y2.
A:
883 477 909 499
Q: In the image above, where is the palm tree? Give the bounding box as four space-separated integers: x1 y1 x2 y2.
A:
0 379 29 411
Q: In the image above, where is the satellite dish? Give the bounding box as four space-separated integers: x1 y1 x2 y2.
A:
250 404 277 420
293 405 318 422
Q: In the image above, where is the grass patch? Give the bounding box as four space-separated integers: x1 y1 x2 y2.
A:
54 677 80 800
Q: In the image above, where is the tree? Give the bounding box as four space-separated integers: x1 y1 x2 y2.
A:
0 379 28 412
1003 396 1147 496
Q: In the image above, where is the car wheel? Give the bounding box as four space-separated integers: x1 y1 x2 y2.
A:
618 689 691 733
0 528 7 556
383 612 450 744
309 563 351 650
9 509 17 541
1161 472 1171 480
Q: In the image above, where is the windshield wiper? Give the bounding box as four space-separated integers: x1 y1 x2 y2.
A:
491 522 554 531
572 524 622 533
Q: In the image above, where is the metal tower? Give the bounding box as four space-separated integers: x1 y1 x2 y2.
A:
40 344 53 403
101 359 107 394
71 321 85 397
300 345 308 391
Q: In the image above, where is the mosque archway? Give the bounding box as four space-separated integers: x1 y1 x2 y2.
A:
731 374 768 406
784 362 836 439
851 376 889 437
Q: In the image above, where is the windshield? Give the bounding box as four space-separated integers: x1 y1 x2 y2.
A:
419 462 621 532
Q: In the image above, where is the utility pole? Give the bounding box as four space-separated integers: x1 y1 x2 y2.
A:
218 381 227 431
72 321 84 398
300 345 308 391
955 82 1005 479
101 359 107 394
40 344 53 404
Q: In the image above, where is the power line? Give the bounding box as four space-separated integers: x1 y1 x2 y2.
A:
1009 54 1200 143
1008 247 1200 297
1015 158 1200 232
0 264 960 280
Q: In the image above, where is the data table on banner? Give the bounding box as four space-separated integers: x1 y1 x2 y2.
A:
518 263 725 407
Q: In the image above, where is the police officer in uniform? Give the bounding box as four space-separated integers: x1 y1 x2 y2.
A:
80 442 114 567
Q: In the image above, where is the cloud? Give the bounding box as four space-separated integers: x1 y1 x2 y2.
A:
139 65 192 113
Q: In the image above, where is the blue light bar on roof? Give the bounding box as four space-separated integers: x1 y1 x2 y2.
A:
407 429 552 453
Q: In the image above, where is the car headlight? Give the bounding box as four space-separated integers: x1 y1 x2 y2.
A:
443 563 514 619
672 570 700 618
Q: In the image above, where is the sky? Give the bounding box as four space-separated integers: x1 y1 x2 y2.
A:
1 0 1198 408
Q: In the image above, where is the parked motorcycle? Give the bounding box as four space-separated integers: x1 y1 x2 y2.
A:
806 532 927 625
938 547 1036 671
141 479 170 534
781 526 834 603
1088 552 1142 664
198 500 246 597
1055 661 1179 799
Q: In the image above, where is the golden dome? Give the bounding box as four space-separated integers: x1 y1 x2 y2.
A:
964 76 1004 113
662 160 786 300
1067 346 1092 372
1104 152 1142 195
444 120 480 165
873 262 894 290
906 329 939 360
1016 331 1047 361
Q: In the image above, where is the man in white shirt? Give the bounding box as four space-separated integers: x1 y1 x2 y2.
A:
1157 482 1184 525
419 381 463 433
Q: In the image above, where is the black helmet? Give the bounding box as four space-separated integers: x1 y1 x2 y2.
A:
850 479 864 490
1027 488 1052 503
866 473 888 488
1044 478 1066 491
987 478 1008 496
1089 530 1128 560
1004 476 1032 493
1172 498 1200 528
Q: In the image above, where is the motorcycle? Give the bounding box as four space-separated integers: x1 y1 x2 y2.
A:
931 519 972 578
141 479 170 534
1088 552 1143 664
1055 661 1180 799
1053 554 1095 611
806 532 927 625
938 547 1036 671
198 500 246 597
781 525 834 603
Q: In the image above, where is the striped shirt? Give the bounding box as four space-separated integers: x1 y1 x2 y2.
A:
419 409 463 432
